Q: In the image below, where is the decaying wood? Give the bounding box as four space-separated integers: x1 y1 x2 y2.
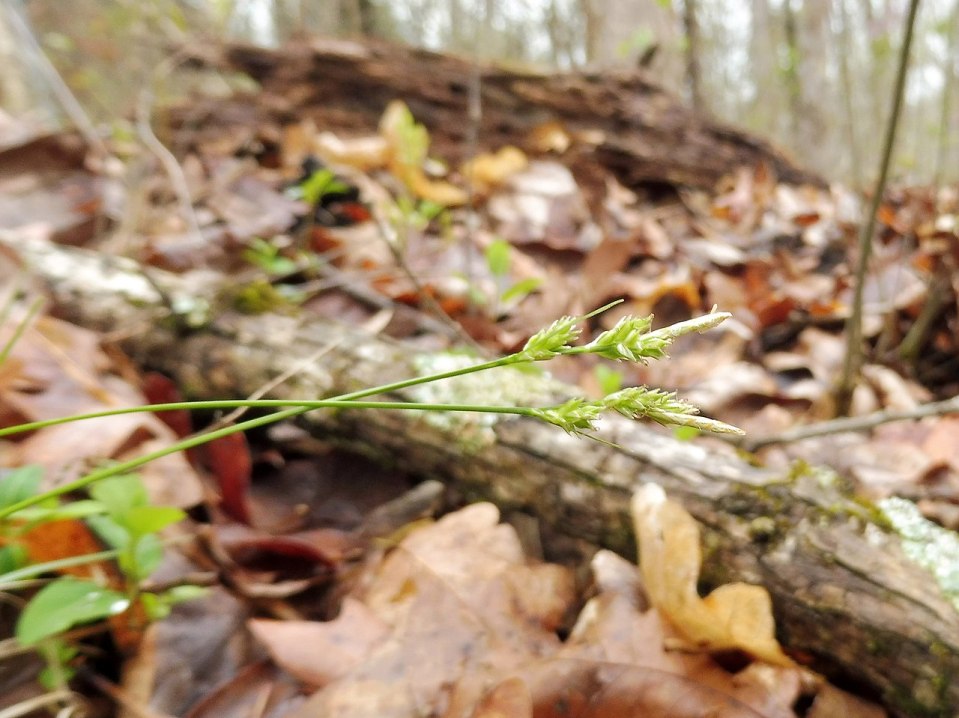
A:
9 235 958 718
176 38 823 192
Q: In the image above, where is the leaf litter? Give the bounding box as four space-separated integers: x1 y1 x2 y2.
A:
6 63 959 716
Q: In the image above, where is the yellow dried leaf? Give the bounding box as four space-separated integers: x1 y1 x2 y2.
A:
403 171 469 206
461 146 528 192
314 131 390 171
527 120 572 153
631 483 793 666
378 100 468 206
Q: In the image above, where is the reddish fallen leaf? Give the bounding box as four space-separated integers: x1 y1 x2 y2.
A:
214 523 355 568
141 372 192 439
204 432 252 524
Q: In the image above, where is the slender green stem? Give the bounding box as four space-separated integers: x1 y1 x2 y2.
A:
330 355 517 401
0 397 533 518
0 548 120 584
0 408 302 518
0 534 194 586
0 349 535 518
0 399 536 438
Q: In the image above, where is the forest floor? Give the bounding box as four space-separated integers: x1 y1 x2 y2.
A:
1 46 959 717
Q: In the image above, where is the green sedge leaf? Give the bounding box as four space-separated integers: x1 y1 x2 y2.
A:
14 500 107 523
16 578 129 645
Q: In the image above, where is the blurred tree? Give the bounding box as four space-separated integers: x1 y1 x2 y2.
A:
835 0 863 187
933 1 959 184
682 0 705 114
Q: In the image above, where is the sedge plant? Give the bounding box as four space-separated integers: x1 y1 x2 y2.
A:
0 301 741 687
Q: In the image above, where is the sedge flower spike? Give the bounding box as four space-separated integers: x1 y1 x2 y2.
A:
584 309 732 363
518 315 582 361
529 398 603 435
604 386 744 436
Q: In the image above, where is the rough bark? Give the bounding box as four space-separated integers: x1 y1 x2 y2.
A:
176 37 823 191
6 234 958 718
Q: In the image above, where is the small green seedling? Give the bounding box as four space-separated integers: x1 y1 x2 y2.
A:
483 238 543 310
289 167 351 206
242 237 300 276
391 195 447 236
10 473 193 647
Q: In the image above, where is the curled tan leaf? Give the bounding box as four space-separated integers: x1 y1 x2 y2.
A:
631 483 793 667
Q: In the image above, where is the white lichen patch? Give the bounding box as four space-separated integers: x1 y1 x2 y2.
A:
879 497 959 612
406 352 564 445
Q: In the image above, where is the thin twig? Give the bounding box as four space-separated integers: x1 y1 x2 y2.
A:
205 334 348 430
135 55 204 246
835 0 921 415
737 395 959 452
462 4 487 317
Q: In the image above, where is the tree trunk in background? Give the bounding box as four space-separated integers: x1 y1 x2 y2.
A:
859 0 890 187
747 0 783 143
795 0 831 179
835 0 862 188
448 0 467 54
297 0 342 37
682 0 705 115
356 0 377 38
933 0 959 185
782 0 803 149
577 0 600 64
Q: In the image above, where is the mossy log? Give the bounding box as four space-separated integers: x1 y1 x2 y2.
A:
176 38 823 192
7 235 958 718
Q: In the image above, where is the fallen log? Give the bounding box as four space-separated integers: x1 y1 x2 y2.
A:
176 38 823 192
7 234 958 718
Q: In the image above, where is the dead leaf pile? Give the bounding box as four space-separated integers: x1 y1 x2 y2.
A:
0 68 955 718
